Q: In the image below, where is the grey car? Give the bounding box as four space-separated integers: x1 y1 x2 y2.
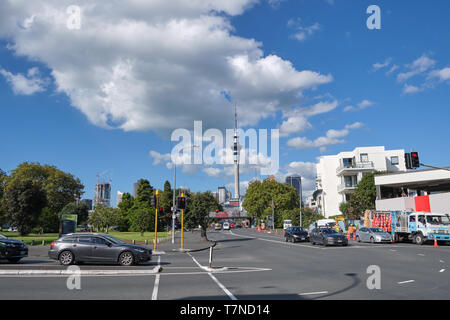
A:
48 233 152 266
356 227 392 243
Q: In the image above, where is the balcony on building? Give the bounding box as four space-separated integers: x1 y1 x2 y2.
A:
336 157 375 175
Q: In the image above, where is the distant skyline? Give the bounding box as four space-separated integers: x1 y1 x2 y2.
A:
1 0 450 206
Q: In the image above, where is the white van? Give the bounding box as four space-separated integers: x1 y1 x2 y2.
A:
223 222 230 230
283 220 292 230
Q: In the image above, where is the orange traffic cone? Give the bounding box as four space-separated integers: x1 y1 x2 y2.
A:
433 234 439 247
347 233 351 240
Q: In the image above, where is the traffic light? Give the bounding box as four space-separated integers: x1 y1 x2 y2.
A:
405 153 412 169
177 196 186 209
151 195 156 207
158 207 164 215
411 152 420 168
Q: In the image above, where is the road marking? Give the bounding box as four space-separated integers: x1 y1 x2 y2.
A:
398 280 415 284
229 231 321 249
187 252 237 301
298 291 328 296
440 260 445 263
439 269 445 273
389 249 397 252
151 256 161 300
417 254 425 256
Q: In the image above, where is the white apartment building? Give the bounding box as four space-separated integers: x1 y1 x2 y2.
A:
315 146 406 218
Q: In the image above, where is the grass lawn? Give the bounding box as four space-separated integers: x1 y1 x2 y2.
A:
0 230 171 245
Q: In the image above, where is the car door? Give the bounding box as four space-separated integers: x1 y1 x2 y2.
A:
91 237 117 262
359 228 367 242
75 236 94 261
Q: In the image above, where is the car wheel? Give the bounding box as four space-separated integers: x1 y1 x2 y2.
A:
414 233 425 245
322 239 328 247
59 250 74 266
8 258 21 264
291 237 295 243
370 237 375 244
285 237 288 242
119 251 134 266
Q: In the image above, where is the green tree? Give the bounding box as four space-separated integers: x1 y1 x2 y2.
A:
88 205 120 233
0 169 8 227
347 172 377 218
60 202 90 225
117 193 134 231
158 181 174 230
4 179 47 235
186 191 221 239
339 202 350 219
129 204 153 236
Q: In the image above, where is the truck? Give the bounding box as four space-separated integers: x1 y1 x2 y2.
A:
370 211 450 245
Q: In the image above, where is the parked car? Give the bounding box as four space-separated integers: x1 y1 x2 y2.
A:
356 227 393 243
0 233 28 263
223 222 230 230
284 226 309 243
48 233 152 266
310 228 348 246
214 223 222 231
230 223 235 229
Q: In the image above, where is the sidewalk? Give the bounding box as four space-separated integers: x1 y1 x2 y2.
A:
154 230 216 254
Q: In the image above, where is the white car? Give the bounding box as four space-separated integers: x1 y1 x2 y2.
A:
223 222 230 230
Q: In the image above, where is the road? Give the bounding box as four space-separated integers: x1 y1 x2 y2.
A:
0 228 449 300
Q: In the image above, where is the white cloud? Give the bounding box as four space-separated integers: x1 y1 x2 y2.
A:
279 100 338 137
0 67 48 95
428 67 450 82
343 100 373 112
386 64 399 76
287 122 364 150
402 84 421 95
372 58 392 71
397 54 436 82
0 1 332 133
288 18 321 42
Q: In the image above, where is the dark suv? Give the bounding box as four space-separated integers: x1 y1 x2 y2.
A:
284 226 309 243
48 233 152 266
0 233 28 263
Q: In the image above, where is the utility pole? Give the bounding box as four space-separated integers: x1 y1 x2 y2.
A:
154 190 159 252
181 193 184 250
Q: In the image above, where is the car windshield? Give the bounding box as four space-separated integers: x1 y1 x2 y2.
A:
292 227 304 232
426 215 450 225
0 234 7 240
370 228 384 233
321 229 337 234
102 234 126 245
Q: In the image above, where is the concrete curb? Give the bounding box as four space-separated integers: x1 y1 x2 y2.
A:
0 266 162 275
170 241 217 253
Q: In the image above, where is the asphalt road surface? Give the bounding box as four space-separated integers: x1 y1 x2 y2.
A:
0 228 449 300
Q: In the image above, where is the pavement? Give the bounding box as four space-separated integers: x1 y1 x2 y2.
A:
0 228 449 300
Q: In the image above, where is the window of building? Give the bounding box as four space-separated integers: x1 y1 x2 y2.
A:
391 156 399 165
360 153 369 162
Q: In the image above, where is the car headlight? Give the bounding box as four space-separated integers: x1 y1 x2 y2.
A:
376 236 382 241
6 243 15 247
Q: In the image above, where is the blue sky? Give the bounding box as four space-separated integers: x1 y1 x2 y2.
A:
1 0 449 205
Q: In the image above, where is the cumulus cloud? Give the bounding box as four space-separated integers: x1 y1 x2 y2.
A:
0 67 48 95
397 54 436 82
0 0 332 133
287 122 364 150
428 67 450 82
372 58 392 72
279 100 338 137
343 100 373 112
287 18 321 42
402 84 421 95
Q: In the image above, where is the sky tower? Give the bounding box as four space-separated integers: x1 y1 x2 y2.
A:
232 104 241 200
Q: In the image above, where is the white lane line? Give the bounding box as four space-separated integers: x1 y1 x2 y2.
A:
151 256 161 300
440 260 445 263
439 269 446 273
417 254 425 256
389 249 397 252
298 291 328 296
187 252 237 301
398 280 415 284
230 231 321 250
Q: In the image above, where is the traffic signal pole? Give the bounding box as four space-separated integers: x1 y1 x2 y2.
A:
181 192 184 250
154 190 159 252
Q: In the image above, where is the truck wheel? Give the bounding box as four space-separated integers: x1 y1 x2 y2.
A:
414 233 425 245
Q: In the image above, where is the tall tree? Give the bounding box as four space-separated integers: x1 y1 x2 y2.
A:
348 172 377 218
158 181 173 230
117 193 134 231
4 179 47 235
0 169 7 226
60 202 90 224
186 191 221 239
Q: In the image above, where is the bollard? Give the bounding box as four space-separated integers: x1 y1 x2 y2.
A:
145 240 148 245
132 240 135 245
42 240 45 246
31 240 34 246
209 246 214 269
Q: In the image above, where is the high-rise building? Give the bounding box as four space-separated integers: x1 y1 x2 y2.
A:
315 146 406 218
94 181 111 208
218 187 227 204
286 175 302 196
116 191 124 207
80 199 93 211
133 182 139 198
232 104 241 201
